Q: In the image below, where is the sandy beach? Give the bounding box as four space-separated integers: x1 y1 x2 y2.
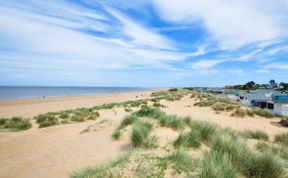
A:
0 91 154 118
0 91 287 178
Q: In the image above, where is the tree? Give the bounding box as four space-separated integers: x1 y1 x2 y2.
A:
279 82 288 91
269 79 276 85
242 81 256 90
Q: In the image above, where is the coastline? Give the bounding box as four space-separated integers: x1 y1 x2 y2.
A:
0 89 287 178
0 90 157 118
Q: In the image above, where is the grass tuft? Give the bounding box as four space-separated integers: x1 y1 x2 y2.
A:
241 130 269 141
174 130 201 149
201 150 237 178
252 108 274 118
159 115 186 131
274 133 288 146
131 120 158 149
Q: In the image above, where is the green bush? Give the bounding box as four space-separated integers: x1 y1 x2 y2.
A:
168 88 178 92
37 115 59 128
59 111 69 119
0 117 32 131
133 106 164 119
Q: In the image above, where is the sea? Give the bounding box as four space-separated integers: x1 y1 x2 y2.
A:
0 86 150 100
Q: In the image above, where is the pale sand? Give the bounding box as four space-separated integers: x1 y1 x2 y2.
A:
0 92 287 178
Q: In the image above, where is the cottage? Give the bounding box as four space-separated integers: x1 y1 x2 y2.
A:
237 89 273 110
272 94 288 116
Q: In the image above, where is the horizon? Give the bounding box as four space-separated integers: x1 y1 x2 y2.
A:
1 1 288 87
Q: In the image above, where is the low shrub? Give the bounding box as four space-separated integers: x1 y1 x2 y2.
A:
241 152 285 178
119 114 138 129
211 103 225 112
111 129 121 140
231 108 246 118
274 133 288 146
59 111 69 119
0 117 32 131
159 115 186 131
71 115 85 122
87 111 100 120
252 108 274 118
201 150 237 178
133 106 164 119
190 120 218 143
165 150 199 175
174 129 201 148
168 88 178 92
38 115 59 128
131 121 158 149
241 130 269 141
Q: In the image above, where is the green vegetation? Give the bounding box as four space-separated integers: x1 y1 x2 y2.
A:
274 133 288 146
241 130 269 141
112 106 192 142
174 130 202 148
159 115 187 131
34 109 100 128
256 141 288 161
201 150 237 178
0 117 31 131
227 79 288 91
252 108 274 118
74 112 288 178
165 150 200 175
132 105 164 119
151 88 192 101
192 90 276 119
131 120 158 149
231 108 247 118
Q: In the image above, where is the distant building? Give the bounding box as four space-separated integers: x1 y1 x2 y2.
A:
272 94 288 116
235 89 288 116
237 89 274 109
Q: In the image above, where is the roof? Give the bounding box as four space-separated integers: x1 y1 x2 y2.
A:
239 90 273 102
272 93 288 103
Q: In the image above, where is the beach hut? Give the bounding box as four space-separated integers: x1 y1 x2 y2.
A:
272 93 288 116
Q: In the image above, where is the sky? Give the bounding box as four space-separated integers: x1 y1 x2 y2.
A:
0 0 288 87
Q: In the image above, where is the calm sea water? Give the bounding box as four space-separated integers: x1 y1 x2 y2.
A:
0 86 149 100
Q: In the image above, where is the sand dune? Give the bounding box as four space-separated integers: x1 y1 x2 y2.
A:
0 92 287 178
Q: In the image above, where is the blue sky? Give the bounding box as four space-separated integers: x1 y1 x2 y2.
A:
0 0 288 87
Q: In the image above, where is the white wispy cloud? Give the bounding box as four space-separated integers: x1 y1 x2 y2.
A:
106 7 174 50
191 59 226 69
153 0 288 49
0 0 186 75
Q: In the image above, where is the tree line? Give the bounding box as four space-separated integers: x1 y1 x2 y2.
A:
226 80 288 91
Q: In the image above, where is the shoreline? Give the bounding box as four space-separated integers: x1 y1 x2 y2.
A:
0 90 157 118
0 87 159 101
